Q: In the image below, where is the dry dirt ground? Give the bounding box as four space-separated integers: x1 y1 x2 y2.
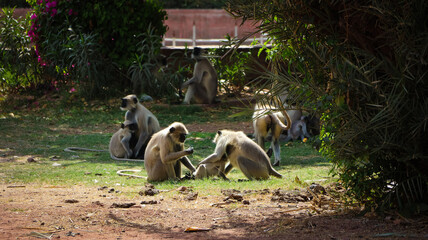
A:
1 183 427 240
1 122 427 239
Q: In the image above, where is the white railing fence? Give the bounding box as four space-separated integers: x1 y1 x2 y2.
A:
163 25 270 48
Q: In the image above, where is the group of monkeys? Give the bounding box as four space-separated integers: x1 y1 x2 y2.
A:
108 47 318 182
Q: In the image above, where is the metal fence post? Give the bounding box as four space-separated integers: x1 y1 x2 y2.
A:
192 21 196 47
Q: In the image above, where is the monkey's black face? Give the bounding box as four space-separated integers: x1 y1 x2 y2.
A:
121 98 128 108
179 133 187 143
193 47 201 56
127 123 138 132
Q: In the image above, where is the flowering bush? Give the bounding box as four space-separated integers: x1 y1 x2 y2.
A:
0 8 41 91
26 0 167 99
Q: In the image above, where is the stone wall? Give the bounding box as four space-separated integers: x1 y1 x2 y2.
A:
164 9 259 39
9 8 260 46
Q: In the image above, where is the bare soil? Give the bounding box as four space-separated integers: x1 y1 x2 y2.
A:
1 122 427 239
1 183 426 240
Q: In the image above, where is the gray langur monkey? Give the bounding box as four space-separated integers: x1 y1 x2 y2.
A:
144 122 196 181
121 94 161 158
285 116 312 142
194 155 229 180
65 110 143 162
287 109 302 125
278 92 302 123
306 114 320 136
64 106 142 162
252 98 292 166
181 47 218 104
109 120 144 162
198 130 283 180
280 92 320 137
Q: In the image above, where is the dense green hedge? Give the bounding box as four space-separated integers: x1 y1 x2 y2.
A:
0 0 29 8
227 0 428 213
26 0 167 99
0 8 42 91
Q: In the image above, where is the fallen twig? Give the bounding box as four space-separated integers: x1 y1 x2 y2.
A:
110 202 136 208
26 231 53 239
210 199 237 207
184 227 211 232
278 206 311 214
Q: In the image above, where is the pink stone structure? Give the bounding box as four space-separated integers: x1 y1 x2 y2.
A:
164 9 261 46
9 8 262 47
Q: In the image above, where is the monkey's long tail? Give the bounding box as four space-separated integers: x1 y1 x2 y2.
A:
64 147 108 153
269 167 283 178
270 114 289 131
117 169 146 179
64 147 144 162
273 96 292 131
110 153 145 162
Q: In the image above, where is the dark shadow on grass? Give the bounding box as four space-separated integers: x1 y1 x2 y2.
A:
265 141 330 171
280 155 330 167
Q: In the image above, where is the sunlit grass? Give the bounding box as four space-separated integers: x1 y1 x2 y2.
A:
1 141 332 196
0 98 333 198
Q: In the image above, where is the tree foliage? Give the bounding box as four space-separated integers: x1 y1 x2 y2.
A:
226 0 428 212
0 8 42 91
26 0 167 99
0 0 29 8
128 26 192 101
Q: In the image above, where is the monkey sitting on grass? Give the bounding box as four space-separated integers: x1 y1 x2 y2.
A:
109 119 141 161
194 155 229 180
285 116 312 142
198 130 283 180
181 47 218 104
144 122 196 181
120 94 161 159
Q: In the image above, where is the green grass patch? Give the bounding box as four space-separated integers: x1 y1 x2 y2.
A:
151 104 250 126
0 96 333 197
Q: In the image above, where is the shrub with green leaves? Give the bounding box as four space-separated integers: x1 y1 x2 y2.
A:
0 7 41 91
128 28 193 101
209 35 252 95
26 0 167 99
227 0 428 213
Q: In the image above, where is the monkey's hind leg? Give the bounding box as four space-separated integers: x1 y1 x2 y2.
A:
271 139 281 166
217 168 229 181
183 84 196 104
194 164 208 179
174 161 182 179
266 148 273 158
236 156 269 180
